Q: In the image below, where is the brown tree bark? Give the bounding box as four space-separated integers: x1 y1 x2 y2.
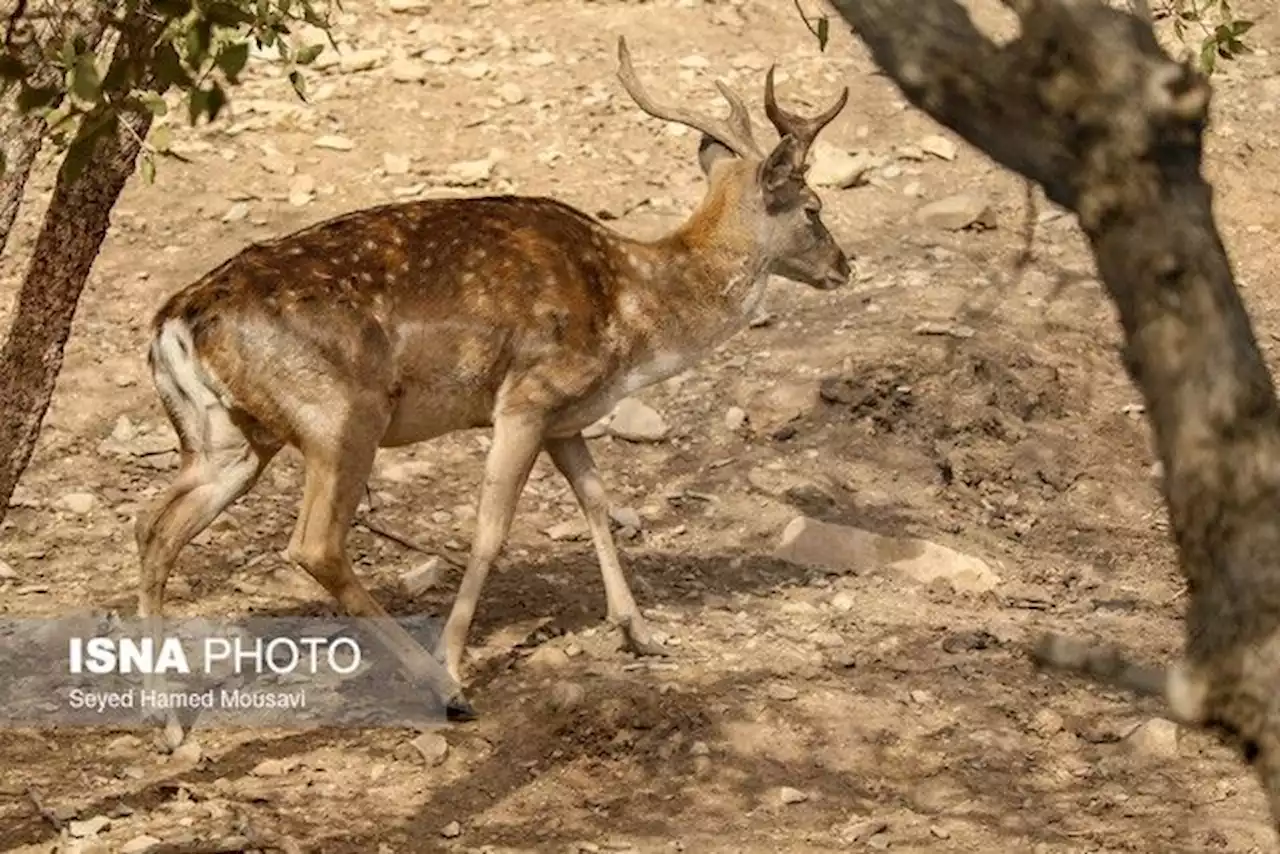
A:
0 10 159 522
827 0 1280 830
0 0 112 255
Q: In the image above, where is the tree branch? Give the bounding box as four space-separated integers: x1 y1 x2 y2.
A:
829 0 1280 830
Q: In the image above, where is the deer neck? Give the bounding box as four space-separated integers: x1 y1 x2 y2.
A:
640 173 770 341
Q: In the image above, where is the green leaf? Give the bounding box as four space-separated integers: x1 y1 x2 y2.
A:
816 16 829 51
61 113 117 183
1231 19 1255 35
1199 37 1218 73
295 43 324 65
187 87 208 124
150 124 173 152
206 82 227 121
142 92 169 116
140 152 156 184
216 41 251 81
153 43 192 89
70 53 102 102
288 68 307 100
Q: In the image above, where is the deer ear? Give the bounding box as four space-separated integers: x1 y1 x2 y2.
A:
697 135 736 175
759 135 804 210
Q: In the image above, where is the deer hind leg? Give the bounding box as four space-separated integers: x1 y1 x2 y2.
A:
436 412 546 684
136 386 279 750
286 405 474 720
545 434 666 657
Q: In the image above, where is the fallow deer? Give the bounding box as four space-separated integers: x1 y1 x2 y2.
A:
135 36 850 741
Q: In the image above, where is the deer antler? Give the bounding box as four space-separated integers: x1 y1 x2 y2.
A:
616 36 762 158
763 66 850 161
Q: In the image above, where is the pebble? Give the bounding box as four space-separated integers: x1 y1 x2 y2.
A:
608 398 669 442
1126 717 1179 759
498 82 526 104
68 816 110 838
0 560 15 580
527 646 570 671
444 157 494 186
313 135 356 151
401 556 445 596
545 518 590 542
251 757 292 777
1030 708 1065 737
58 492 97 515
287 174 315 207
724 406 747 431
440 820 462 838
767 683 799 701
550 680 586 711
383 153 412 175
915 193 995 230
220 202 250 223
410 731 449 766
338 48 386 73
807 141 876 189
778 786 809 804
919 133 958 161
121 836 163 854
390 59 428 83
608 506 642 530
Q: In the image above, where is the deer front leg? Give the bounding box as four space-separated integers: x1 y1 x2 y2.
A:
436 413 546 683
545 434 667 658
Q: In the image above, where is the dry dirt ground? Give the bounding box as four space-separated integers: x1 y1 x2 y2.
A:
4 0 1280 851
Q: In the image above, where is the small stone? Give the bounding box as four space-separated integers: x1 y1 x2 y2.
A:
111 415 136 442
930 825 952 839
170 740 202 764
1031 708 1065 737
1126 717 1179 759
58 492 97 515
807 141 875 188
383 153 412 175
749 381 819 434
909 689 932 704
525 51 555 67
68 816 110 838
829 591 856 612
250 757 292 777
678 54 710 69
313 135 356 151
389 0 429 10
121 835 163 854
390 59 428 83
724 406 747 431
421 47 454 65
401 556 445 596
767 683 799 701
527 646 570 671
221 202 250 223
444 157 494 186
550 681 586 711
410 732 449 766
915 193 996 230
259 147 295 175
0 560 14 580
778 786 809 804
338 48 386 73
608 398 669 442
498 82 526 104
918 134 958 161
545 519 590 542
287 174 315 207
913 321 976 339
440 820 462 838
609 506 642 531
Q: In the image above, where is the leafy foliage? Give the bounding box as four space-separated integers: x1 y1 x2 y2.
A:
0 0 336 181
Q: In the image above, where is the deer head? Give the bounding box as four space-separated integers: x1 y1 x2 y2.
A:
616 37 851 290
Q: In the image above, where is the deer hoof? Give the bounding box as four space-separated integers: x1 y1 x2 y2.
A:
618 617 669 659
446 693 478 722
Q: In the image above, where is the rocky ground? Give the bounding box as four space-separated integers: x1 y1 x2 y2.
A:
4 0 1280 851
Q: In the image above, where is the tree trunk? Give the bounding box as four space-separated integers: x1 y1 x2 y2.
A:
828 0 1280 830
0 2 112 255
0 12 158 523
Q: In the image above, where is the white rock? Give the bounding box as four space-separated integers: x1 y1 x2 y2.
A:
443 158 494 186
401 557 445 596
440 820 462 838
410 731 449 766
383 153 412 175
221 202 250 223
778 786 809 804
58 492 97 515
390 59 427 83
338 48 386 73
525 51 555 67
776 517 1000 593
0 560 15 580
545 519 589 542
497 82 526 105
724 406 747 431
313 135 355 151
121 835 163 854
608 398 669 442
421 47 454 65
1126 717 1179 759
68 816 110 838
915 193 995 230
808 141 875 189
288 174 315 207
919 134 958 161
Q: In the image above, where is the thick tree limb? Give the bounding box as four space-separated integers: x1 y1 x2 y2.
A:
829 0 1280 830
0 8 159 521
